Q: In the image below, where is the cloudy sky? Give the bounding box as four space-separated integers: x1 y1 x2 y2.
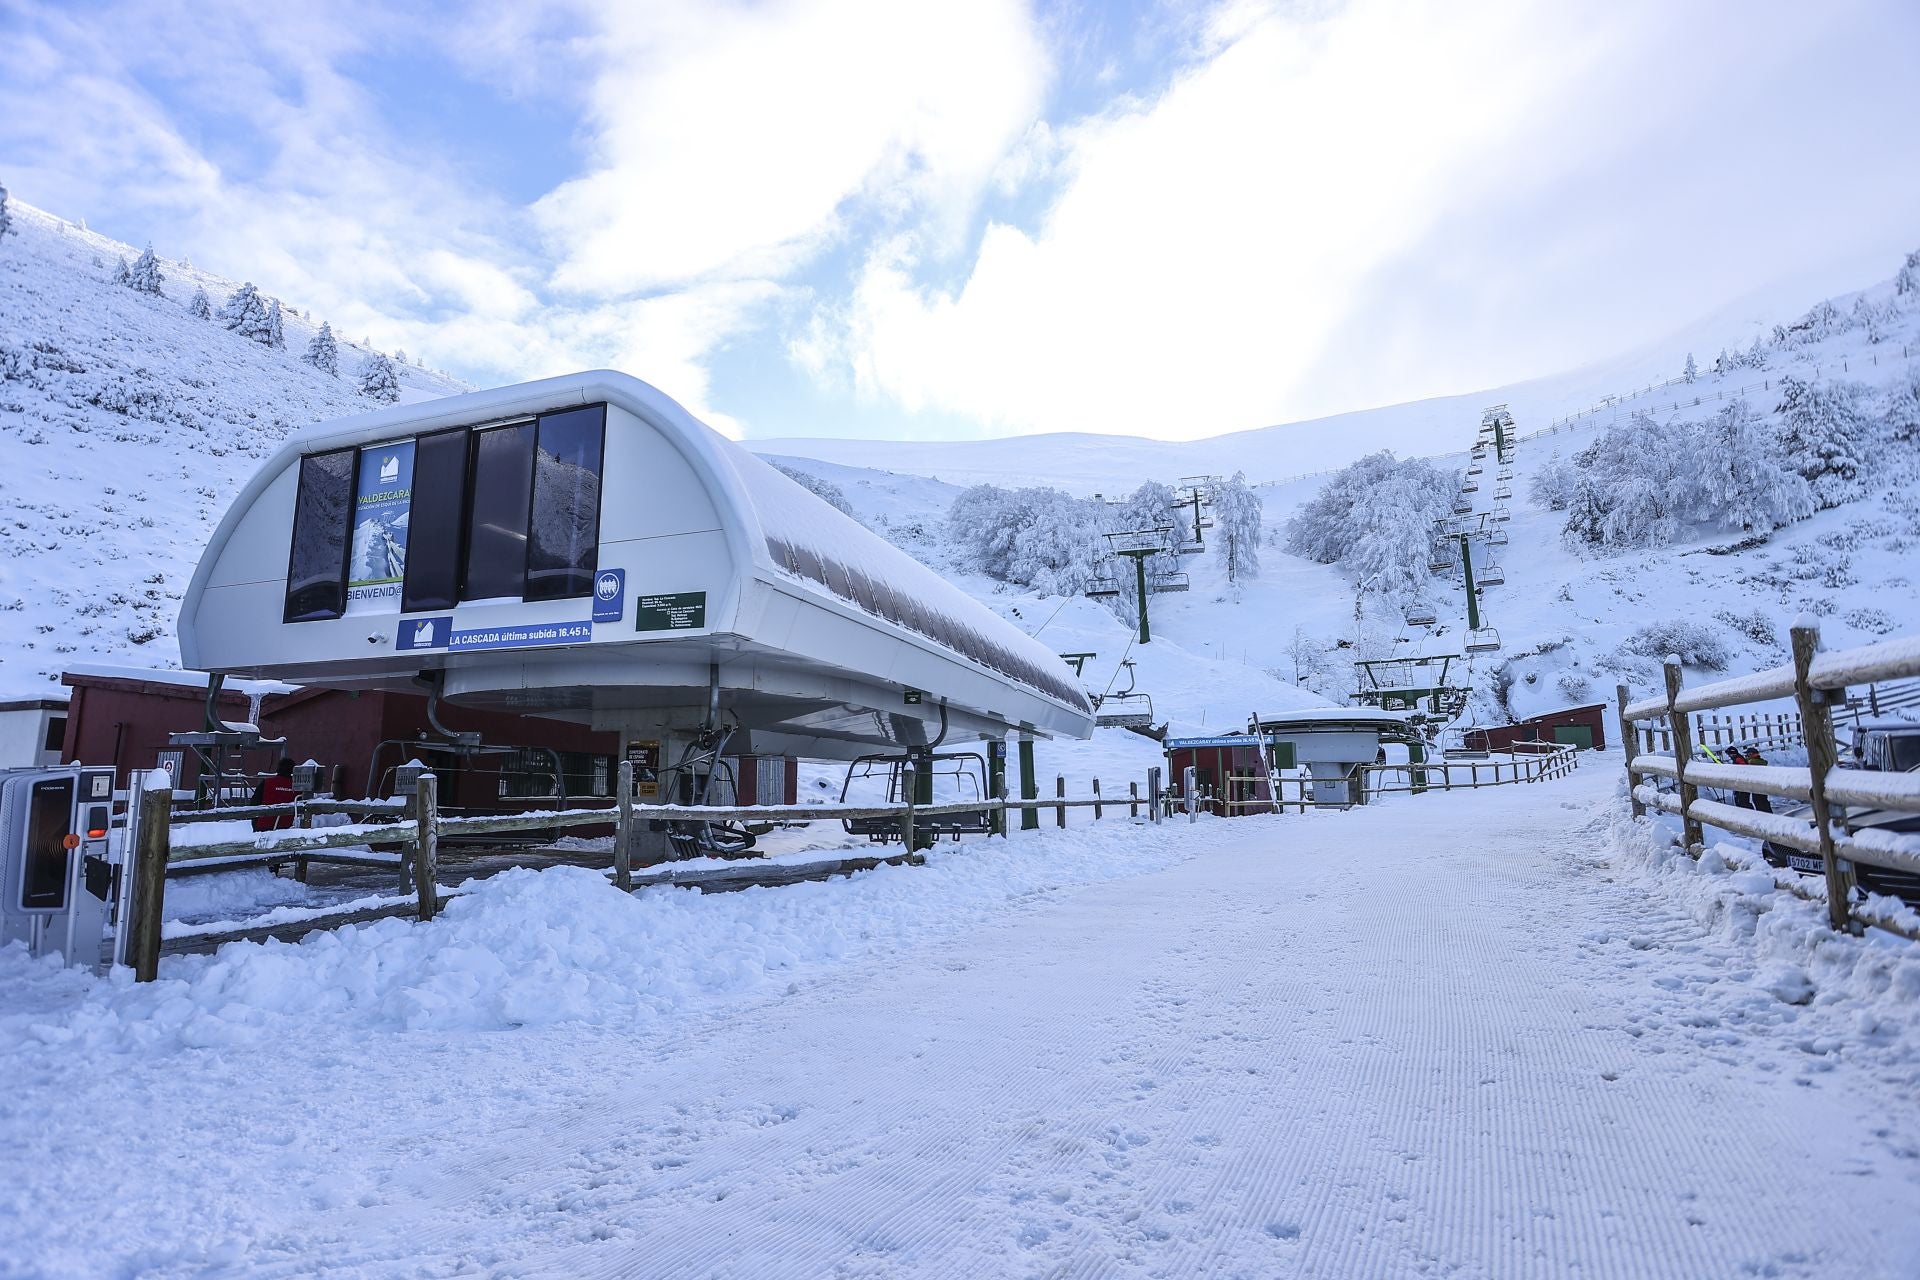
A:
3 0 1917 442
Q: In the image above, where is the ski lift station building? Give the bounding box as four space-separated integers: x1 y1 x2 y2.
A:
179 371 1094 767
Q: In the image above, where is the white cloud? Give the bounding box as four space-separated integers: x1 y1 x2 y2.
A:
805 0 1920 440
532 0 1050 293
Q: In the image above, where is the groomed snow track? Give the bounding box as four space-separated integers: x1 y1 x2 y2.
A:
7 761 1919 1277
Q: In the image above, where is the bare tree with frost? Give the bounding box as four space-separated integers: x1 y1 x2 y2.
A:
1211 472 1263 584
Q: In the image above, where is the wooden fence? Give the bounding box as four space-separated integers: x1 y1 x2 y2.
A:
1207 740 1580 815
118 762 1171 983
1617 622 1920 940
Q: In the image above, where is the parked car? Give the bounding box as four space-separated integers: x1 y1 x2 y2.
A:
1763 719 1920 906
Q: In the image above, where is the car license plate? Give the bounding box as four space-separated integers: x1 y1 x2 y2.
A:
1787 855 1824 874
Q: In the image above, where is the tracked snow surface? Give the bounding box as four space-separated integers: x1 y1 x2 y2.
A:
4 764 1919 1277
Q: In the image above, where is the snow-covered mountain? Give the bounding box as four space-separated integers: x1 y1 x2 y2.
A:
0 200 464 695
3 191 1916 754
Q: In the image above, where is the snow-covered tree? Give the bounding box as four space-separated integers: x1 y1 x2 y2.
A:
188 287 212 320
1683 353 1697 383
1691 399 1813 534
947 484 1107 596
126 243 163 294
770 461 856 517
0 181 11 239
1746 336 1767 370
1210 472 1263 583
220 282 276 344
303 321 339 375
1895 249 1920 299
358 351 401 403
265 297 285 347
1529 452 1578 511
1560 413 1706 550
1882 366 1920 445
1776 376 1877 508
395 349 410 366
1285 452 1454 597
111 256 130 286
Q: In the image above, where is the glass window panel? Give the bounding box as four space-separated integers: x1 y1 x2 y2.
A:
526 405 606 601
283 448 355 622
22 776 73 910
402 428 469 612
462 423 535 601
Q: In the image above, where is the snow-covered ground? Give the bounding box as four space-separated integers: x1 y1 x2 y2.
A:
4 761 1917 1277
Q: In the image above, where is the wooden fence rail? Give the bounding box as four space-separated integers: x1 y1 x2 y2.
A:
1206 740 1580 814
1617 622 1920 939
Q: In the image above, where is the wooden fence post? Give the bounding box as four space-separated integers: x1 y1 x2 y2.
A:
1790 622 1857 932
412 772 439 922
613 759 634 892
1092 778 1103 821
1055 775 1066 829
1129 780 1139 819
1018 739 1039 832
1664 658 1705 854
1147 767 1161 824
127 770 170 982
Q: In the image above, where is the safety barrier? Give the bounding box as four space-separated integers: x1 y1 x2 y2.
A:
119 763 1168 982
1616 622 1920 939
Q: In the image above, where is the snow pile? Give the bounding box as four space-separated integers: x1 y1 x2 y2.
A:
1603 806 1920 1075
0 819 1206 1056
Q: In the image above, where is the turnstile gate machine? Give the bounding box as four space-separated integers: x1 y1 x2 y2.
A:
0 765 118 971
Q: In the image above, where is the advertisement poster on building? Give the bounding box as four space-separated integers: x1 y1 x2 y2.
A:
626 739 661 799
347 441 415 613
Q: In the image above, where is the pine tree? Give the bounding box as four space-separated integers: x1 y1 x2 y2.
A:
395 349 409 366
127 243 164 294
359 352 401 403
1776 376 1878 509
0 180 11 239
303 321 339 375
266 297 285 347
188 287 212 320
219 282 277 344
1211 473 1263 584
1896 249 1920 299
1683 353 1697 383
111 256 130 285
1884 367 1920 444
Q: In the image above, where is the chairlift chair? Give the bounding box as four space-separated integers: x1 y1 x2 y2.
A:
1466 463 1483 476
1093 659 1156 729
1427 544 1455 572
1493 483 1512 500
1465 626 1502 654
1451 495 1473 515
1488 526 1509 546
1496 468 1513 481
1085 574 1121 599
1477 561 1506 586
838 751 993 844
1404 603 1438 627
1490 506 1512 523
1462 479 1478 493
1148 570 1190 593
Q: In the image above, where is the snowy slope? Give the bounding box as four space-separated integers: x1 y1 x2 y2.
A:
753 277 1910 494
0 201 465 697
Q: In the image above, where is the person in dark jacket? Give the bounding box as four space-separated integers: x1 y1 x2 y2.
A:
252 758 297 832
1740 745 1775 815
1720 747 1751 808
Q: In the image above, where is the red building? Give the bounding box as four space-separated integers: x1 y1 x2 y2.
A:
1462 703 1608 753
57 665 796 809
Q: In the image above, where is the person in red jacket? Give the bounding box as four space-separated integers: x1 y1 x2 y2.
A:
252 758 297 831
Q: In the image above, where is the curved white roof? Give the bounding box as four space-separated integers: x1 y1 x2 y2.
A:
181 371 1092 754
